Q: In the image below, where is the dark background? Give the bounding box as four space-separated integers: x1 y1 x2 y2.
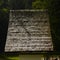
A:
0 0 60 53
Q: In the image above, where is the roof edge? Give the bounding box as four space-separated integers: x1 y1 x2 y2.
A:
10 9 48 12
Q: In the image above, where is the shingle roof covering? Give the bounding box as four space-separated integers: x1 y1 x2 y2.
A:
5 10 53 52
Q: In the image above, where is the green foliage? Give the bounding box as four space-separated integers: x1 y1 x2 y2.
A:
9 0 33 9
48 0 60 51
0 0 9 13
0 0 3 6
32 0 48 9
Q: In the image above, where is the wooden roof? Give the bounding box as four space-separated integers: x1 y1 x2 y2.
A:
5 10 53 52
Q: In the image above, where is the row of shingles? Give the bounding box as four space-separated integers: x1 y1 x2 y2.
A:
4 10 53 51
8 10 52 50
28 11 53 51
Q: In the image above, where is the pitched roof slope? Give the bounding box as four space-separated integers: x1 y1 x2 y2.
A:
5 10 53 52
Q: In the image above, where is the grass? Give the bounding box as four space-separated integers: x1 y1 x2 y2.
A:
0 54 44 60
7 56 19 60
0 54 19 60
0 54 8 60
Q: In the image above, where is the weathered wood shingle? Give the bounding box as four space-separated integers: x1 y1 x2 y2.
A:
5 10 53 52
